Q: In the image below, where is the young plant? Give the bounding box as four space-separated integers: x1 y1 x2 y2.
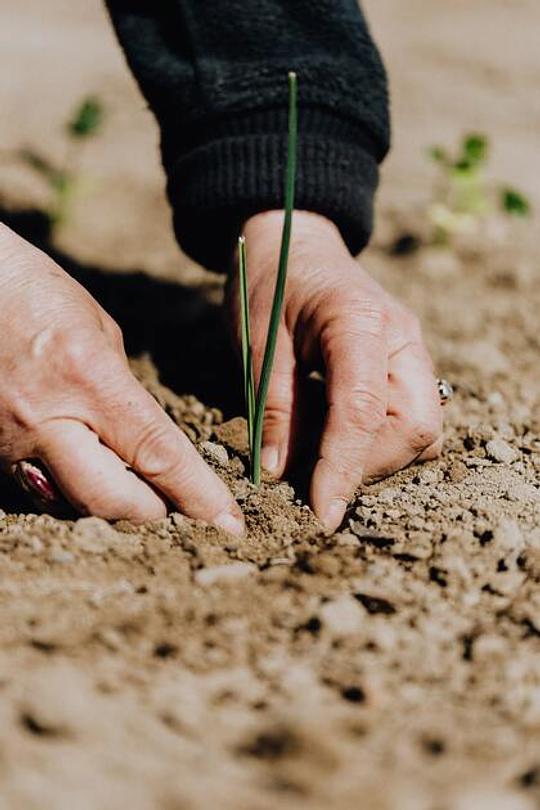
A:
19 95 104 231
238 71 298 486
427 133 531 244
238 235 256 456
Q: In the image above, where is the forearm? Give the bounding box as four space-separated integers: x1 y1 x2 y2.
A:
105 0 390 271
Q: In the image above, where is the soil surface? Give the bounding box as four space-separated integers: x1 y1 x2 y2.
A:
1 2 540 808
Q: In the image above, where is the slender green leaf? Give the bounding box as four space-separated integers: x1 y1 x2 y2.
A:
238 235 256 458
251 71 298 486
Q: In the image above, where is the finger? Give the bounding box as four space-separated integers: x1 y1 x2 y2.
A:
258 327 298 477
363 342 443 482
92 359 244 535
36 420 168 522
311 304 388 531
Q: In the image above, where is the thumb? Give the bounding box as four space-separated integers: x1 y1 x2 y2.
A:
257 326 297 478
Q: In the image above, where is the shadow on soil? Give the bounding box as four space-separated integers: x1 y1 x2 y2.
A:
2 206 241 413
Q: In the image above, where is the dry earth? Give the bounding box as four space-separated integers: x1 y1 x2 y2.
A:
0 1 540 808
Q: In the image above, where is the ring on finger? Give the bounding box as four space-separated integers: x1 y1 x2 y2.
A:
437 378 454 406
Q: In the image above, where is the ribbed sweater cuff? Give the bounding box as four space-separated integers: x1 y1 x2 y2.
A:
165 108 380 273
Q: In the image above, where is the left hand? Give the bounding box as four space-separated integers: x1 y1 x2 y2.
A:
227 210 443 531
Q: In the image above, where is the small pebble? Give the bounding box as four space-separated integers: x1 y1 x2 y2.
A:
487 391 505 409
19 663 96 738
418 468 439 485
320 595 364 637
446 460 468 483
335 532 359 547
48 548 75 564
229 456 245 475
506 483 540 503
199 441 229 467
71 517 120 554
274 482 295 502
171 512 187 529
486 439 518 464
376 488 400 505
493 519 525 560
195 562 256 586
28 537 44 554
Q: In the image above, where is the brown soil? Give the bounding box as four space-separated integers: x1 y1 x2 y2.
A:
1 1 540 808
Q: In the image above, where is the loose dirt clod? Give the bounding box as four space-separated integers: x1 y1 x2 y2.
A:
486 438 519 464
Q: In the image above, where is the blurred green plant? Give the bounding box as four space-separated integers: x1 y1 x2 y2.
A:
427 133 531 244
19 96 104 230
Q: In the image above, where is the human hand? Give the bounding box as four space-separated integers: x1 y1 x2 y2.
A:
0 225 244 534
228 210 442 531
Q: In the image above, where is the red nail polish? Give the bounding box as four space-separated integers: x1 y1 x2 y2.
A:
15 461 58 503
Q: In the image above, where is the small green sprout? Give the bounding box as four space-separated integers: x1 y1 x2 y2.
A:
19 95 105 230
238 71 298 485
426 132 531 244
501 187 531 218
238 235 256 457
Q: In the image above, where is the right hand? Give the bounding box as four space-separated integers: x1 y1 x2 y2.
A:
0 224 244 534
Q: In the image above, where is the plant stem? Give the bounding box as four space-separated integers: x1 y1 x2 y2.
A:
238 235 256 459
251 71 298 486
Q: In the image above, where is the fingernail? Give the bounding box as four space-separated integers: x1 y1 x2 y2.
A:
261 445 279 475
14 461 57 503
214 510 245 537
321 498 346 532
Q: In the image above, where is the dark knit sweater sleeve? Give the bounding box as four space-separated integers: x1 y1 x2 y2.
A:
105 0 390 273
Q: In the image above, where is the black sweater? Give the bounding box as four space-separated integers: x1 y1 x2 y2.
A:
105 1 390 273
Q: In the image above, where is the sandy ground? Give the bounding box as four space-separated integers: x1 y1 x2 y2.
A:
1 1 540 808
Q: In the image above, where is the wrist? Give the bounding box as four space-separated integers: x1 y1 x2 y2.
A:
243 208 341 241
241 209 351 271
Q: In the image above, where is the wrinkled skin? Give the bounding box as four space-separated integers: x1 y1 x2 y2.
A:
228 210 442 529
0 211 442 533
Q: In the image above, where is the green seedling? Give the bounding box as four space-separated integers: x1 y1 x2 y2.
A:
238 235 256 456
19 95 104 230
427 133 531 244
238 71 298 485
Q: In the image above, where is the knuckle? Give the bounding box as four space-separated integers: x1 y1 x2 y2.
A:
0 389 38 434
58 330 103 384
321 300 388 355
339 389 386 435
407 418 441 453
263 406 289 432
343 298 388 335
105 319 125 351
355 302 388 335
422 440 443 461
130 421 184 481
